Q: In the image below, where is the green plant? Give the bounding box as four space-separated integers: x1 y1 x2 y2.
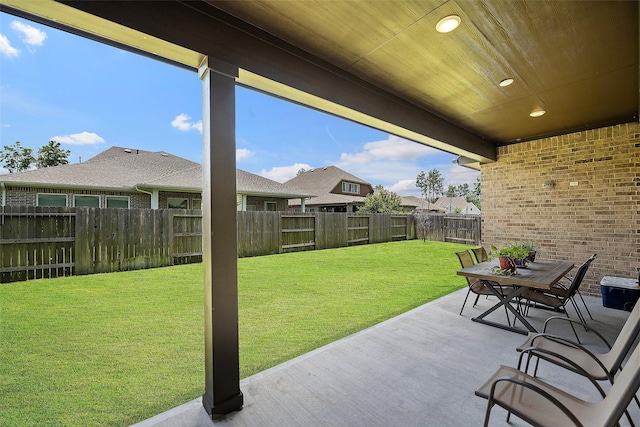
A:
520 241 539 262
519 241 538 254
490 243 529 261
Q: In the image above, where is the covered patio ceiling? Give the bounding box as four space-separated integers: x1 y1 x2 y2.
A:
2 1 637 170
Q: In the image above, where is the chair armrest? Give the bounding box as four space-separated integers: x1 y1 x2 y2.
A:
518 344 612 388
487 376 584 427
541 317 613 349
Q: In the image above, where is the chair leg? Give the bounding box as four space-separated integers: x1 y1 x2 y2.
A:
460 289 472 315
564 311 581 344
576 289 594 320
473 294 481 307
533 357 541 377
483 400 494 427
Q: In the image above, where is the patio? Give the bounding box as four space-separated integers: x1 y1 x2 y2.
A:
134 289 637 427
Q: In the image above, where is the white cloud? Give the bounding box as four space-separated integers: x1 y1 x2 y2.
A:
445 164 481 186
388 179 418 195
0 34 19 58
50 131 105 145
171 113 202 133
236 148 253 161
260 163 312 183
10 21 46 46
339 135 438 166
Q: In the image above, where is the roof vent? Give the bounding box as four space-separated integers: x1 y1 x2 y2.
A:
161 153 168 157
124 149 132 153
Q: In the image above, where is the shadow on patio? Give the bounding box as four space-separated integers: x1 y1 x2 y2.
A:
134 290 637 427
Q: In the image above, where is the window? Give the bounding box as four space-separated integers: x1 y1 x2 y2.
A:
342 182 360 194
167 197 189 209
74 195 100 207
192 199 202 210
106 196 129 209
37 194 67 207
265 201 277 211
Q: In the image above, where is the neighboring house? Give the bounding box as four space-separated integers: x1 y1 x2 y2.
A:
433 197 481 215
0 146 314 211
285 166 374 213
399 196 446 214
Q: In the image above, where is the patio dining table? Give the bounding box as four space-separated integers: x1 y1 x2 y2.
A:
457 259 574 334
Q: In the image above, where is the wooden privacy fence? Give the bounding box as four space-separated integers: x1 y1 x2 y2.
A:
1 207 480 283
416 213 481 245
0 206 174 283
0 207 417 283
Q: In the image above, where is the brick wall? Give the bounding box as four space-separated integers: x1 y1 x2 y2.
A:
481 121 639 296
3 186 149 209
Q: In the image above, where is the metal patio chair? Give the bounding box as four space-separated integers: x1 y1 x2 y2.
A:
471 246 489 263
516 301 640 425
555 254 597 320
456 250 513 325
475 342 640 427
518 259 592 341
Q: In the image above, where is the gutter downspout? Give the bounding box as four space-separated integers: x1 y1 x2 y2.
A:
1 182 5 207
134 186 159 209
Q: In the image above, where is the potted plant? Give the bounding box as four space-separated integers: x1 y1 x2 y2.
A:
519 241 539 263
490 243 530 273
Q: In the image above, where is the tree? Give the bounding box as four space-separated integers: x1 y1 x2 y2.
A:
415 169 444 241
360 185 404 214
415 169 444 204
36 140 70 168
296 168 307 176
445 184 458 198
467 176 482 209
0 142 35 173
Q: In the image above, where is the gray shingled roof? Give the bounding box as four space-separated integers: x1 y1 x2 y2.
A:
284 166 371 206
0 146 315 198
400 195 423 208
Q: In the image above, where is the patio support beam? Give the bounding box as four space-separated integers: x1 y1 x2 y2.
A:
48 1 496 162
199 56 243 418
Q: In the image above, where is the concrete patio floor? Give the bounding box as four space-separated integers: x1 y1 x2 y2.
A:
133 289 638 427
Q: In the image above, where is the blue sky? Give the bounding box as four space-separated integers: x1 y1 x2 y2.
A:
0 13 479 197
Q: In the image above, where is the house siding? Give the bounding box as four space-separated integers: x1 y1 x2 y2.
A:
237 194 289 211
331 180 372 197
481 121 640 296
3 186 293 211
3 186 150 208
159 191 200 209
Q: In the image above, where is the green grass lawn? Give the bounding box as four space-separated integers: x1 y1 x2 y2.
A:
0 240 471 427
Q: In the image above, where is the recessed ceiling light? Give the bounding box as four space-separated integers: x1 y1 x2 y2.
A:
530 110 546 118
499 78 514 87
436 15 461 33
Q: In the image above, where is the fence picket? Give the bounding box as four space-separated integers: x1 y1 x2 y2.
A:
1 208 479 283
